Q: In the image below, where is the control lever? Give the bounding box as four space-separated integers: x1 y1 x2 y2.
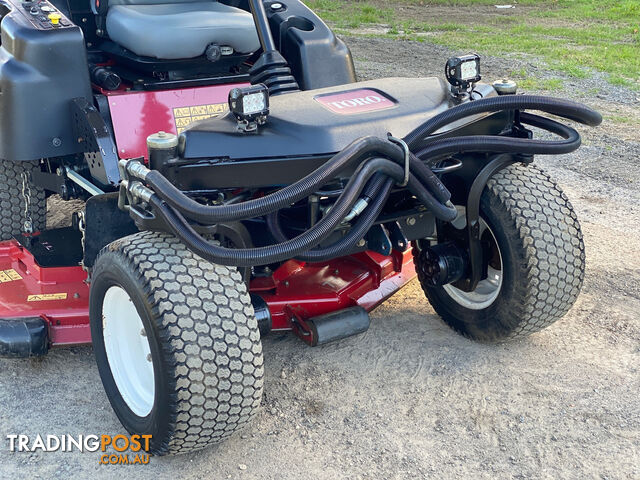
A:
247 0 299 95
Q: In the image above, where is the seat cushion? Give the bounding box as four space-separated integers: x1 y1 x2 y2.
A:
106 2 260 59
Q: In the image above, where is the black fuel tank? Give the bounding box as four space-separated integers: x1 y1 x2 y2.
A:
181 77 497 162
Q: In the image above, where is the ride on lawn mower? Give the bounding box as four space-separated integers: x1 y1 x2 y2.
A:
0 0 601 455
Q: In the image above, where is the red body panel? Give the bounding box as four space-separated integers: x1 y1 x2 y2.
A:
107 83 249 159
0 240 415 346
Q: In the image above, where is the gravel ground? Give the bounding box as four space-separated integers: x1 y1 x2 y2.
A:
1 36 638 479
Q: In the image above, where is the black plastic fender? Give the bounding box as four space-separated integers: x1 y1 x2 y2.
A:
0 3 92 161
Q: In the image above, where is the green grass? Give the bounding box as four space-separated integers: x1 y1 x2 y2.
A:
305 0 394 28
305 0 640 89
606 114 634 124
507 67 565 91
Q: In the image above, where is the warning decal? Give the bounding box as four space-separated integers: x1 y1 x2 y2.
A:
173 103 228 134
0 269 22 283
27 293 68 302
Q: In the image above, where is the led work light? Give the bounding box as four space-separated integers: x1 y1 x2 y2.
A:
228 84 270 132
445 54 481 96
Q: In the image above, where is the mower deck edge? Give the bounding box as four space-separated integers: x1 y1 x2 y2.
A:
0 238 416 353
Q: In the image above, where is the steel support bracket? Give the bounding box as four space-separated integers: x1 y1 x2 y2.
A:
71 97 121 186
463 153 515 291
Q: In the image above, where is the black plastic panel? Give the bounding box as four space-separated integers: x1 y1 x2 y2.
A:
0 0 92 161
16 227 83 267
180 78 497 162
172 78 504 189
83 193 139 268
264 0 356 90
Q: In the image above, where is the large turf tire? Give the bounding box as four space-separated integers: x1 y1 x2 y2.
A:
90 231 264 455
414 164 585 342
0 160 46 240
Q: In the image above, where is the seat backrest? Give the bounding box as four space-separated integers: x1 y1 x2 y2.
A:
92 0 212 16
110 0 212 5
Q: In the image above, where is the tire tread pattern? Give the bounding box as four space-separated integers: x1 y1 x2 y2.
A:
102 231 264 455
415 163 585 341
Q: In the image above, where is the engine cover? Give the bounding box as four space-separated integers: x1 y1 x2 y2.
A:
181 77 497 161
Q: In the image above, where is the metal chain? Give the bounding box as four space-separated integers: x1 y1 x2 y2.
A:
21 171 34 234
77 209 88 272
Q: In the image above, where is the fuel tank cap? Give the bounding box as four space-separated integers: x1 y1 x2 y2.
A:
147 131 178 150
492 79 518 95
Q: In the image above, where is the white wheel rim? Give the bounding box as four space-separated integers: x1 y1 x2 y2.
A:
102 286 155 417
441 208 504 310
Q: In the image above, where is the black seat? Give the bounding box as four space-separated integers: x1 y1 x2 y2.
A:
93 0 259 60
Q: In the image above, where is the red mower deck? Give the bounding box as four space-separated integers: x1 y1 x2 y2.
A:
0 238 415 347
0 240 89 346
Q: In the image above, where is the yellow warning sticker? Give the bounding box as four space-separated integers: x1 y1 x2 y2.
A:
0 269 23 283
27 293 68 302
173 103 228 134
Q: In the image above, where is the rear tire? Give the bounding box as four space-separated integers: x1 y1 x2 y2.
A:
90 231 264 455
0 160 46 240
414 164 585 342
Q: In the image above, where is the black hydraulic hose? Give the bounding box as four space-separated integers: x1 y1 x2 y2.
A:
414 113 581 160
404 94 602 149
145 137 404 224
362 172 388 199
404 176 456 221
294 114 585 263
266 173 387 247
147 96 600 226
279 114 580 263
136 95 602 267
268 177 395 262
265 114 585 264
145 135 453 224
150 155 457 266
143 97 599 229
149 158 406 266
408 151 450 203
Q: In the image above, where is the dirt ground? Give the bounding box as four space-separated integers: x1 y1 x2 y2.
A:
1 36 638 479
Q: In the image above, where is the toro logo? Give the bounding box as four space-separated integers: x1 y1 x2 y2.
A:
314 89 396 115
